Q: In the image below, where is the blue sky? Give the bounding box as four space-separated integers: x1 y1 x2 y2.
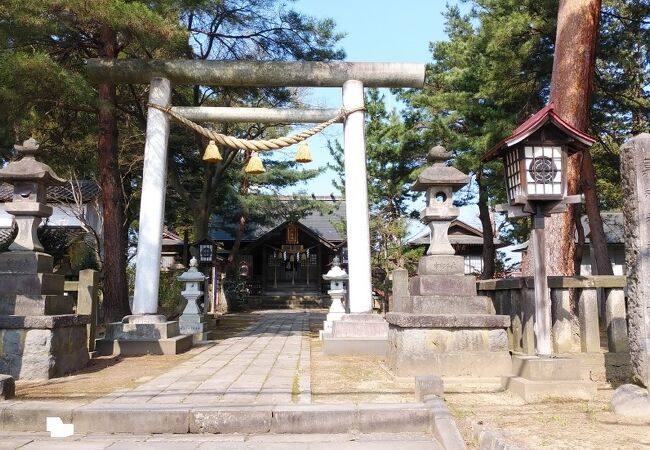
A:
286 0 451 196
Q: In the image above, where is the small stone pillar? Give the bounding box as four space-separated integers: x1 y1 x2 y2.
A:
177 258 215 342
0 138 90 379
620 133 650 391
320 256 348 338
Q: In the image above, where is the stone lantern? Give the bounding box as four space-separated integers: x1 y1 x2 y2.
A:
412 145 469 256
320 255 348 337
0 138 65 252
177 257 213 341
384 145 512 381
0 138 90 380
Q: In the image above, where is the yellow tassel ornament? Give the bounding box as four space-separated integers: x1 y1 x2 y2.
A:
245 151 265 175
294 142 313 163
202 140 222 163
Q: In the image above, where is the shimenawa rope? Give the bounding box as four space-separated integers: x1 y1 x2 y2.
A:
147 103 364 153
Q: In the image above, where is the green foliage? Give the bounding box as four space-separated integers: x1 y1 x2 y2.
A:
158 272 185 319
67 238 101 273
223 266 249 312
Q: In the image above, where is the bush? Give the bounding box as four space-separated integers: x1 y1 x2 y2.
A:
223 270 248 312
158 272 185 319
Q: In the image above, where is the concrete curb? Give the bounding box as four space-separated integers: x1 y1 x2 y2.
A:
0 400 465 447
467 417 525 450
425 396 467 450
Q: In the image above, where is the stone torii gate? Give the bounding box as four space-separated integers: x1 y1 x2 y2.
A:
87 59 424 352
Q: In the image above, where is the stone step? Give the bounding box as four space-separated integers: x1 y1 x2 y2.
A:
0 294 74 315
322 335 388 356
331 317 388 338
0 402 444 439
95 334 193 356
0 433 445 449
411 295 495 315
104 320 181 340
409 275 476 297
247 295 329 310
511 355 584 381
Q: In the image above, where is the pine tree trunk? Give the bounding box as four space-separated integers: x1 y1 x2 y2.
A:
477 168 496 279
546 0 608 276
98 26 130 322
581 150 613 274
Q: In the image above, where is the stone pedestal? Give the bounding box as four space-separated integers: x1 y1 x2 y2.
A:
504 355 596 403
96 314 192 355
179 313 215 342
386 255 512 380
320 290 346 337
0 252 90 379
323 313 388 356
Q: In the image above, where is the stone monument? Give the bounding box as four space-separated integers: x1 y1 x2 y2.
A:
320 256 348 338
612 133 650 418
177 257 215 342
385 146 512 379
0 138 90 379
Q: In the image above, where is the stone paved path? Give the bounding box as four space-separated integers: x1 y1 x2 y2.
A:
93 311 317 406
0 432 442 449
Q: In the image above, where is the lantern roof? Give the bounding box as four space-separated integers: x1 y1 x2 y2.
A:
177 257 207 282
481 103 597 163
0 138 65 185
412 145 470 191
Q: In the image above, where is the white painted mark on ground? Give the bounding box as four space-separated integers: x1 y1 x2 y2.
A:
46 417 74 437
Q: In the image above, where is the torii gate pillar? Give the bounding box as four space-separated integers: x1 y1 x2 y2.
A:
342 80 373 314
132 77 172 316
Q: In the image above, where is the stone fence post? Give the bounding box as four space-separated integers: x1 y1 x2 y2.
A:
621 133 650 388
390 268 410 312
479 275 629 357
66 270 100 353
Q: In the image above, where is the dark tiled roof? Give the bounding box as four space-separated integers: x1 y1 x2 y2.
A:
209 198 345 243
581 212 624 244
0 226 16 250
409 219 504 247
482 103 597 162
0 225 82 252
0 180 100 203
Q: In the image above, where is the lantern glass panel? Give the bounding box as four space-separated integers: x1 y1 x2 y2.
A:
524 146 562 196
505 148 521 203
199 244 213 263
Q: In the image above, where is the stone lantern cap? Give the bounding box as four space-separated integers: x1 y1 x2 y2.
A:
412 145 469 191
177 257 207 282
0 138 65 185
323 256 348 281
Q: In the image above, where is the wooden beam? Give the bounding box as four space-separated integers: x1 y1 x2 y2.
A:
172 106 341 123
85 59 425 88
